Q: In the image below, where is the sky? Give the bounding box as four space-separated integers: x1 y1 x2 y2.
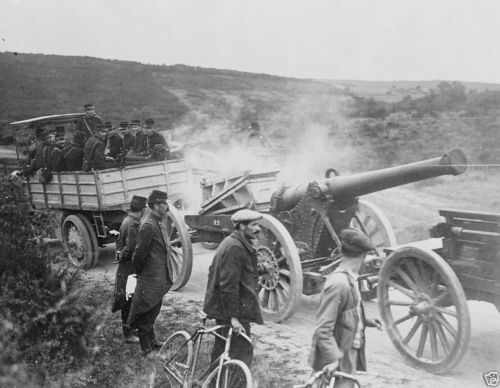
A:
2 0 500 83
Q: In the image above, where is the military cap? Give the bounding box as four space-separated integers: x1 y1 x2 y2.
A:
339 228 375 255
131 119 141 126
148 190 168 207
104 121 113 129
145 118 155 125
83 103 94 109
130 195 147 212
95 123 108 131
119 121 129 128
231 209 263 225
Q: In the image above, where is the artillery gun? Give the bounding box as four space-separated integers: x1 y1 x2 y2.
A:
185 149 467 322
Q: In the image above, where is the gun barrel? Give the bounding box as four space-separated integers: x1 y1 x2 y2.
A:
279 149 467 210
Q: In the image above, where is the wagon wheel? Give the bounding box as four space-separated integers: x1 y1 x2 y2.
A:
378 246 470 373
351 199 397 300
165 205 193 291
62 214 99 269
255 214 303 322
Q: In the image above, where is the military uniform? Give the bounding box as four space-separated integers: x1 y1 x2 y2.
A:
123 132 136 154
107 132 124 158
146 132 168 160
132 130 148 154
128 190 173 354
59 144 84 171
83 134 106 171
75 115 104 147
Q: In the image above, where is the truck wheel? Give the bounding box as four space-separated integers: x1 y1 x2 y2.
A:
378 246 470 373
256 214 303 322
62 214 99 269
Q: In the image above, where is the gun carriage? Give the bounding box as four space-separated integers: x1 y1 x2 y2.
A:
185 150 467 323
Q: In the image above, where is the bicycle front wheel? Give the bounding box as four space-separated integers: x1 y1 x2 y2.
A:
152 330 193 388
202 359 252 388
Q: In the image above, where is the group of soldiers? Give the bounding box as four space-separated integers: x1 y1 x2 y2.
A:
112 189 381 387
23 103 171 180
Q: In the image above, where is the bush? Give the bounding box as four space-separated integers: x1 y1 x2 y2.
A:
0 175 98 384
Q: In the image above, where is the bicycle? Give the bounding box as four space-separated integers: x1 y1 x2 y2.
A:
294 370 361 388
150 315 253 388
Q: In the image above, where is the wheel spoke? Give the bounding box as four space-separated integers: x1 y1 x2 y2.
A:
260 288 270 309
269 290 278 311
429 323 439 361
393 313 415 326
278 280 291 296
433 319 451 356
275 286 286 308
368 226 380 238
416 323 429 358
394 268 421 294
404 259 426 292
435 313 457 339
388 280 416 299
433 306 457 318
433 289 450 305
387 300 414 307
402 317 422 345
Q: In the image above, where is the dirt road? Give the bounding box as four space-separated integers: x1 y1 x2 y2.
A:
84 181 499 388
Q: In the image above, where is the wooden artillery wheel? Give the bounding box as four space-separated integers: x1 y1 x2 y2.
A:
165 205 193 291
378 246 470 373
61 214 99 269
255 214 303 322
351 199 397 252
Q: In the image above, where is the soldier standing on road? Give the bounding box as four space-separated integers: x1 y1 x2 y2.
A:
128 190 173 358
309 228 382 388
111 195 147 344
203 209 264 369
75 104 104 147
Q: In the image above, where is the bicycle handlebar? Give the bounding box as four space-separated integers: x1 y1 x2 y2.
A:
293 370 361 388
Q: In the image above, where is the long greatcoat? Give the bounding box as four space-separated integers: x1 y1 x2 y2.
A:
127 212 173 326
111 214 141 312
75 115 104 146
203 230 263 324
309 270 367 373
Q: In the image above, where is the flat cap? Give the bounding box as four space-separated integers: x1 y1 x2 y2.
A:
231 209 263 225
119 121 129 128
130 195 147 212
148 190 168 206
95 123 107 130
83 103 94 109
104 121 113 129
339 228 375 255
145 118 155 125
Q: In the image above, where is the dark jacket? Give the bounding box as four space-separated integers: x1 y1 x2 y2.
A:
107 132 124 158
309 270 367 373
83 135 106 171
75 115 103 146
58 144 84 171
25 143 61 175
127 212 173 325
112 213 141 312
203 230 263 324
123 132 135 153
132 131 147 154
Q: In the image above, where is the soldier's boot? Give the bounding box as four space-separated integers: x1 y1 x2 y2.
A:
149 329 163 350
123 325 139 344
139 334 154 357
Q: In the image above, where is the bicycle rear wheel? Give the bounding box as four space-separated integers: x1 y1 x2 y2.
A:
202 359 252 388
152 330 193 388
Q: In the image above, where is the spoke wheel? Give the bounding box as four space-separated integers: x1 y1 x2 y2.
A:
165 205 193 290
61 214 98 269
256 214 303 322
202 359 252 388
351 199 397 300
152 331 193 388
378 246 470 373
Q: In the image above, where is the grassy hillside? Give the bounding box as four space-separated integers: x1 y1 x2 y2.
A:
1 51 500 173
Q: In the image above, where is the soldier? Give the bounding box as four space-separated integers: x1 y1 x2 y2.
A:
120 121 135 154
128 190 173 358
309 228 382 388
106 121 124 159
111 195 147 344
24 128 62 177
144 118 169 160
57 131 85 171
82 123 110 171
75 103 104 147
203 209 264 369
129 119 147 155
